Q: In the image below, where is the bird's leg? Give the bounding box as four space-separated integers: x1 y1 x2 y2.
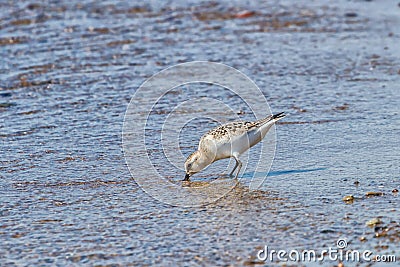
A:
234 159 242 179
231 155 242 179
229 158 239 177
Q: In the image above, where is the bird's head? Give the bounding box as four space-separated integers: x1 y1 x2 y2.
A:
184 150 208 180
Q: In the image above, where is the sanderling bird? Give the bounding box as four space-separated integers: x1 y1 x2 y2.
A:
184 112 285 181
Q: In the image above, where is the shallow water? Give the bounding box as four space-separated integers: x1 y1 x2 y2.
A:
1 0 399 266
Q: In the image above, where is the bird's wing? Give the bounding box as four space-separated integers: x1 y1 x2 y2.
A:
200 113 285 144
204 121 251 139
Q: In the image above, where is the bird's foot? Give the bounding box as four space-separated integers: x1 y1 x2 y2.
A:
183 173 190 181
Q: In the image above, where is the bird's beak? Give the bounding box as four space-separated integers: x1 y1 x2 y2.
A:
183 173 190 181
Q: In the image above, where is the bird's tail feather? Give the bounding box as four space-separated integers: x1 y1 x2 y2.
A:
253 112 285 128
272 112 286 121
